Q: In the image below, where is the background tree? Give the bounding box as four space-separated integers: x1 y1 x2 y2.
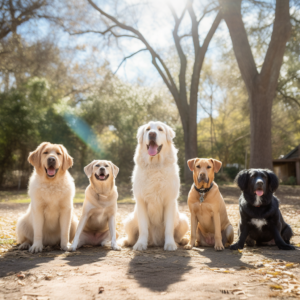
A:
220 0 292 169
65 0 222 183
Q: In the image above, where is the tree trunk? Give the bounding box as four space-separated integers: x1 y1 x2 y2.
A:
249 90 273 169
182 118 197 184
220 0 291 171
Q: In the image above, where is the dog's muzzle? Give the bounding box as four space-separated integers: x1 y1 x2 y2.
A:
198 173 208 184
95 172 109 181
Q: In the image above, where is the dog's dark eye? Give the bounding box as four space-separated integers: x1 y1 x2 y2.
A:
43 152 48 154
207 166 212 169
95 164 100 167
196 165 200 168
158 128 163 132
105 165 109 167
57 152 61 155
146 128 150 131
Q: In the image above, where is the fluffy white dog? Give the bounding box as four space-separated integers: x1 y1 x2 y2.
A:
122 121 189 251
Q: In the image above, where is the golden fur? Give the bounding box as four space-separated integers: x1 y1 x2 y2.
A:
70 160 121 251
122 121 189 251
16 142 78 253
185 158 234 251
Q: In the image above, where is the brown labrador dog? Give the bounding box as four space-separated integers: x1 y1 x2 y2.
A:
184 158 234 251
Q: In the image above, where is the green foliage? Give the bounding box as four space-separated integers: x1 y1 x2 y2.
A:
79 80 179 182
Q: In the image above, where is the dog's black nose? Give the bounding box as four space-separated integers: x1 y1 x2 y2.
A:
47 157 56 165
200 173 206 178
256 179 263 187
149 131 156 140
100 167 105 171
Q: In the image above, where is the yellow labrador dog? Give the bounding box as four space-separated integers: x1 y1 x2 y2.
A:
70 160 121 251
16 142 78 253
123 121 189 251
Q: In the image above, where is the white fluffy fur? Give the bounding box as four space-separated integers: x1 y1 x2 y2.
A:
251 218 267 230
122 121 189 251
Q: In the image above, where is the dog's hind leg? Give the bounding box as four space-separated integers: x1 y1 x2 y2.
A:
16 212 33 250
245 236 255 247
175 213 189 246
281 223 294 244
222 224 234 247
122 212 139 247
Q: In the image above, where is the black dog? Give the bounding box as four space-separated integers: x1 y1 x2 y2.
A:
230 169 295 250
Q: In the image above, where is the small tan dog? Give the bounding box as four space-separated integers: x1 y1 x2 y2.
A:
70 160 121 251
184 158 234 251
16 142 78 253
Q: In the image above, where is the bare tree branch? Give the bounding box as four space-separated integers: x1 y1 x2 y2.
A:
168 2 189 114
187 0 200 55
113 48 147 74
198 5 220 25
260 0 291 89
277 89 300 107
86 0 180 103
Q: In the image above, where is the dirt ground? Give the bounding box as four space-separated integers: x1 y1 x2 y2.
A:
0 185 300 300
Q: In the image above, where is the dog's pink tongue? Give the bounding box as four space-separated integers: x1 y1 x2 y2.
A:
148 144 158 156
47 168 55 176
256 190 264 196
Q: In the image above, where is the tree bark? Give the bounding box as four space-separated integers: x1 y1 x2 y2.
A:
220 0 291 170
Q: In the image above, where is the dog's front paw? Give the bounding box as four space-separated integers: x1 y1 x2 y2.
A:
164 242 177 251
69 243 78 252
61 243 71 251
133 242 147 251
278 244 295 250
214 243 224 251
184 244 193 250
29 243 43 253
19 242 31 250
112 243 122 251
230 243 243 250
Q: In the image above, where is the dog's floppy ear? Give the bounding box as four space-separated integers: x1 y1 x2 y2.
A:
235 169 249 191
28 142 48 168
187 158 196 171
265 169 279 193
84 160 96 178
60 145 73 171
210 158 222 173
165 125 176 143
137 125 146 144
109 161 119 179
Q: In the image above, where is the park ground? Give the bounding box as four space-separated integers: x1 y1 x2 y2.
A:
0 184 300 300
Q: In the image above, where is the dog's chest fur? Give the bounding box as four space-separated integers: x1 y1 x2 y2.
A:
133 164 179 226
250 218 267 230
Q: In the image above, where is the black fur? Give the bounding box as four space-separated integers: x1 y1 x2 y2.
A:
230 169 295 251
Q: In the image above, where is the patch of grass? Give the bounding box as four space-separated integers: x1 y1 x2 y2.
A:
118 197 135 204
0 238 16 245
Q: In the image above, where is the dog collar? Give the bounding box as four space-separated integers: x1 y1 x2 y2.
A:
194 182 214 203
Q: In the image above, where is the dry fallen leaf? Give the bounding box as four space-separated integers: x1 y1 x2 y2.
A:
17 280 25 286
270 285 283 290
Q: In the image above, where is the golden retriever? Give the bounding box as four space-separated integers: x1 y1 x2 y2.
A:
16 142 78 253
70 160 121 251
122 121 189 251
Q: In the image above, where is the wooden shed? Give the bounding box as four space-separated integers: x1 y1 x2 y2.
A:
273 145 300 185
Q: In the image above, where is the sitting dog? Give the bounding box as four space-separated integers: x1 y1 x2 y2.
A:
122 121 189 251
16 142 78 253
185 158 234 251
70 160 121 251
230 169 295 250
